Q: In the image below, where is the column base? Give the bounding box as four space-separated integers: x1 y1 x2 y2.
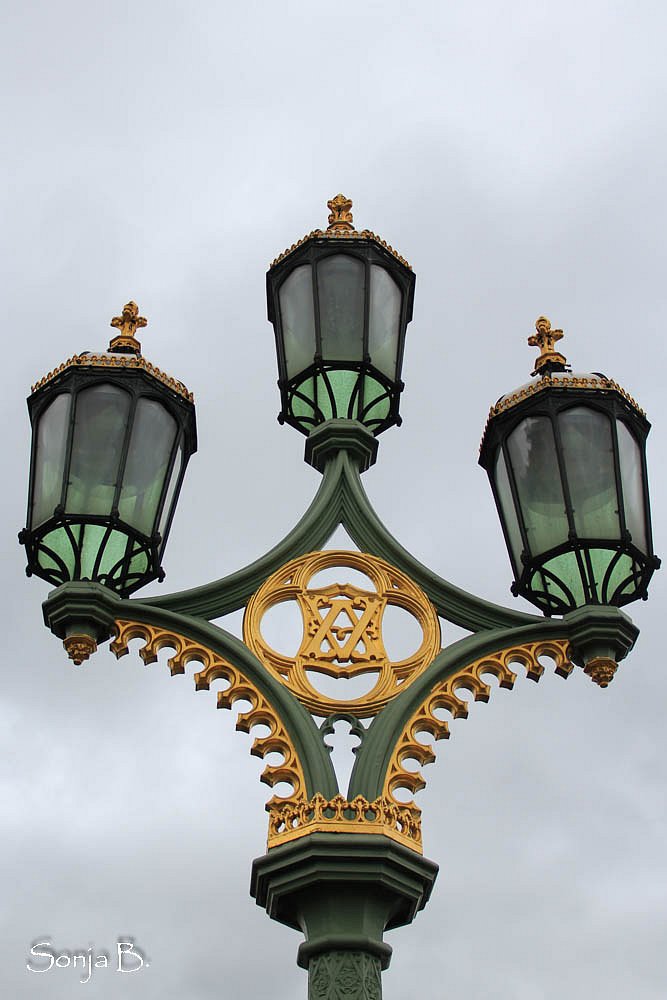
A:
251 832 438 978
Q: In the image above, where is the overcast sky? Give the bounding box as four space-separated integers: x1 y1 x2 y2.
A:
3 2 667 998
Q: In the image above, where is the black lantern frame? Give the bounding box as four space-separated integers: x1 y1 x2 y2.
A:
267 235 416 436
480 380 659 616
21 363 197 597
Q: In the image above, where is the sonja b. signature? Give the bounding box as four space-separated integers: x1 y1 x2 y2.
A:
27 939 149 984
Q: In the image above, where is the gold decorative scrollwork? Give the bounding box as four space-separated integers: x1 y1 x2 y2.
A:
110 620 305 803
244 550 441 717
267 792 422 853
384 639 573 804
63 634 97 665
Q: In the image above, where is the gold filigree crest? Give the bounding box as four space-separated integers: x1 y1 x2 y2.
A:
266 792 422 852
243 550 442 716
110 620 305 803
384 639 573 805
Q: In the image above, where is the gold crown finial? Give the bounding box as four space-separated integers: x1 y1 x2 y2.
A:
527 315 567 374
109 301 147 355
327 193 354 232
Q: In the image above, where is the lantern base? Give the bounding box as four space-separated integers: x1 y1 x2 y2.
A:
305 419 378 474
43 580 122 652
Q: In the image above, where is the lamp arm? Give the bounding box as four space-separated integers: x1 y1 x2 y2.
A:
114 603 339 799
142 454 347 619
338 454 540 632
42 581 339 800
348 604 638 803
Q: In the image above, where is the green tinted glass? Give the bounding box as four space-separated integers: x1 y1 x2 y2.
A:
158 440 184 546
559 407 619 541
539 550 586 606
368 265 400 378
31 393 70 528
279 264 316 378
494 448 523 570
66 385 131 516
507 417 568 556
317 255 365 361
616 420 647 552
119 398 176 535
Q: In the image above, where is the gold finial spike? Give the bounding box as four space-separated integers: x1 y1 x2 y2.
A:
109 300 147 355
327 193 354 232
527 315 568 375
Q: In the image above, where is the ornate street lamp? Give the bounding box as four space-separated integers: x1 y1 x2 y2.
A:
267 194 415 435
19 301 196 613
479 316 659 618
20 199 659 999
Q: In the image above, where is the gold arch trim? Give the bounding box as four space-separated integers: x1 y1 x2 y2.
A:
244 550 441 717
110 620 305 804
384 639 573 805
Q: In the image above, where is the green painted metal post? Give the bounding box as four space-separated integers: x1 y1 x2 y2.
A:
251 834 438 999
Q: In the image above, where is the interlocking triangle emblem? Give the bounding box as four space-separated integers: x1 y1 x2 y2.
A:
244 550 441 715
299 585 387 673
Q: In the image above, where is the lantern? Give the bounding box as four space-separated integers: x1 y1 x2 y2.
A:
20 302 197 597
479 317 659 615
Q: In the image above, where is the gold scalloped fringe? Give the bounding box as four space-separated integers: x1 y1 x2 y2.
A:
384 639 573 805
110 620 304 804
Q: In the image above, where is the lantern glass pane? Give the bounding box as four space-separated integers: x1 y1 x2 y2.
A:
507 416 568 556
532 553 585 607
360 375 391 426
118 399 177 535
279 264 316 378
66 384 131 516
31 393 70 528
616 420 648 553
37 525 74 578
315 370 359 420
158 439 184 545
317 255 365 361
494 448 523 570
559 407 620 541
80 524 128 581
530 552 586 608
369 265 401 377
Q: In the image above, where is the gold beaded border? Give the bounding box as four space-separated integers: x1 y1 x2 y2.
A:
31 353 194 403
270 228 412 270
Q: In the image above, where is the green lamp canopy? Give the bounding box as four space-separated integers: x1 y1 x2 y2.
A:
479 317 659 615
20 302 197 597
266 194 415 436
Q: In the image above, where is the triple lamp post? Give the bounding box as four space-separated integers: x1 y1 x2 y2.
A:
20 195 659 999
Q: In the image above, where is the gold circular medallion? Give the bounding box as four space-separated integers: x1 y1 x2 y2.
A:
243 550 441 716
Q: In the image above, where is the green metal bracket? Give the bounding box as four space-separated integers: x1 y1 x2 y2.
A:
140 419 541 632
